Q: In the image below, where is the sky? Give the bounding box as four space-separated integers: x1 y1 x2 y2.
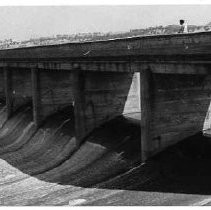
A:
0 5 211 41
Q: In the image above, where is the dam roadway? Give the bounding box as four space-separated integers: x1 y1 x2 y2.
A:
0 32 210 205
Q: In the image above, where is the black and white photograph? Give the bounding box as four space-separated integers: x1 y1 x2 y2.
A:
0 0 211 206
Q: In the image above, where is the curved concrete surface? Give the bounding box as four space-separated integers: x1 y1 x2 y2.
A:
0 106 211 206
0 106 142 205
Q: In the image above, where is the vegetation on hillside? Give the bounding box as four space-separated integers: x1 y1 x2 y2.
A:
1 22 211 49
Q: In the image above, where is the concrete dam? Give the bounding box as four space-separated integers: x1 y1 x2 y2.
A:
0 31 211 205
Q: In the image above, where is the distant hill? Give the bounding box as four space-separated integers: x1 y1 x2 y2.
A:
1 21 211 49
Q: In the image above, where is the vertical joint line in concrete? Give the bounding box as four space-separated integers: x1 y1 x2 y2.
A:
3 66 13 119
31 67 40 128
72 70 86 147
140 67 153 162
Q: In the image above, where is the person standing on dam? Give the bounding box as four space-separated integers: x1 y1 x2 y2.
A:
178 19 188 33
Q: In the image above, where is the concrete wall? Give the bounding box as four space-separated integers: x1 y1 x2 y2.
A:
0 70 4 100
75 71 141 141
1 65 211 161
37 70 74 122
11 68 32 111
148 73 211 156
0 68 141 142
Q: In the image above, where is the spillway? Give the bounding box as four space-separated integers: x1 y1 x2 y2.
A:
1 105 211 205
0 105 142 205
